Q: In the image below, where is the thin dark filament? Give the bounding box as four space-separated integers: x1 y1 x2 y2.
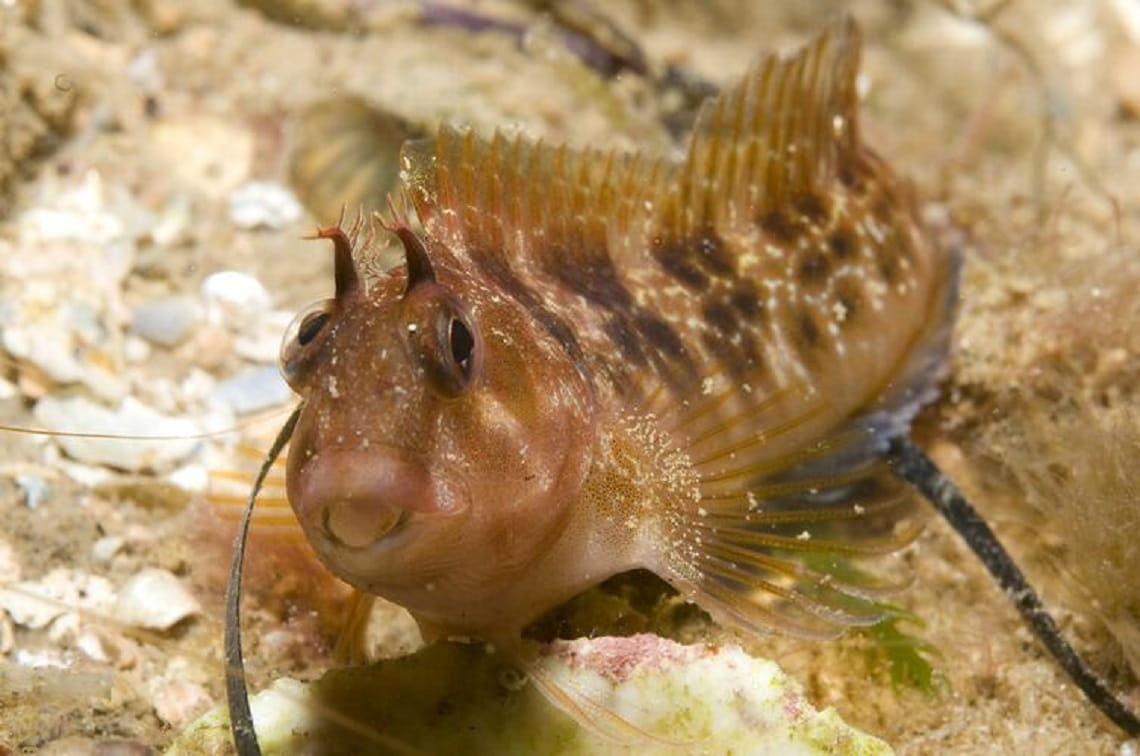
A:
224 405 301 756
888 436 1140 737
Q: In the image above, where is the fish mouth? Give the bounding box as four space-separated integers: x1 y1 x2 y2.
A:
289 445 465 552
321 500 407 549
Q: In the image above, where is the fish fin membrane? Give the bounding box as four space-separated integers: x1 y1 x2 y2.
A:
208 442 304 540
333 590 378 666
661 15 860 239
664 422 927 641
527 656 692 748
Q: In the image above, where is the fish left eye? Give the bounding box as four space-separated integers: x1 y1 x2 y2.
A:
449 316 475 378
403 289 482 398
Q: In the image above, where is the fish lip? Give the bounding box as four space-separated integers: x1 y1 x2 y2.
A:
290 443 469 551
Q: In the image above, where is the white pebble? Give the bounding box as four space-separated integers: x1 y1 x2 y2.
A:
202 270 271 321
228 181 303 231
131 296 202 347
91 536 125 564
213 365 293 415
115 568 201 631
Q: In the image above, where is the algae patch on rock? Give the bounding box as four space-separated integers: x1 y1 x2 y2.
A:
170 635 891 754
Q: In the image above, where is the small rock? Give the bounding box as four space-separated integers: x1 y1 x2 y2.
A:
115 568 200 631
212 366 293 415
151 678 213 729
0 612 14 654
130 296 201 347
0 539 23 584
91 536 126 564
33 395 201 472
228 181 303 231
202 270 271 322
15 474 48 509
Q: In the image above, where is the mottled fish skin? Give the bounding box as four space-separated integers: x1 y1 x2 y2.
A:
278 17 958 649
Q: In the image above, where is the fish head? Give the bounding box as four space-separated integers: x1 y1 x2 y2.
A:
278 222 595 615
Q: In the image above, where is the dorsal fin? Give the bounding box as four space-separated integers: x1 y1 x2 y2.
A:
660 16 861 240
402 16 862 269
402 126 663 270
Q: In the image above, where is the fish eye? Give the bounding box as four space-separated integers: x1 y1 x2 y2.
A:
403 289 482 398
280 299 335 388
297 310 330 347
449 316 475 379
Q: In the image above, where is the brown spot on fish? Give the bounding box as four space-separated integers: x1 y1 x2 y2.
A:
874 244 900 284
602 315 648 368
653 235 709 290
794 308 824 356
758 208 797 243
635 312 696 387
702 299 738 335
728 282 764 320
828 227 857 260
471 248 591 378
797 251 831 286
701 330 763 378
793 192 829 226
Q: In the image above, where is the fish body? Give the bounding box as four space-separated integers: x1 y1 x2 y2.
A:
279 17 958 650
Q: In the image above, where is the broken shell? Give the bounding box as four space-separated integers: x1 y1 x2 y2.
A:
114 568 201 631
33 395 201 472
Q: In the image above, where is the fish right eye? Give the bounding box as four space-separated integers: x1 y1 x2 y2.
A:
280 299 336 388
297 311 330 347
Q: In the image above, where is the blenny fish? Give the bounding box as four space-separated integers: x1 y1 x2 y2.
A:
223 15 1140 750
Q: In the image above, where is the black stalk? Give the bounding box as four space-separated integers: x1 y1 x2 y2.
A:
224 405 303 756
888 435 1140 736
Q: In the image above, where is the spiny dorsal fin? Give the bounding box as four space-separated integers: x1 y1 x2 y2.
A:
659 16 861 240
401 126 663 270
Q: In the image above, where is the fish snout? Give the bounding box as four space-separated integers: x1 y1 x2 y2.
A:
291 448 459 550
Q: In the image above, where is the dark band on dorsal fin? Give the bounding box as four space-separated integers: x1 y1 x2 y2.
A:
660 16 862 240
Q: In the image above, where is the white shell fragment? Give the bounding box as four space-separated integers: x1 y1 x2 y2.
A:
212 365 293 415
33 395 202 472
227 181 303 231
115 568 201 631
171 635 892 754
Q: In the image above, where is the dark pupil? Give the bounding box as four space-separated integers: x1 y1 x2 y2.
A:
449 317 474 374
298 311 330 346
